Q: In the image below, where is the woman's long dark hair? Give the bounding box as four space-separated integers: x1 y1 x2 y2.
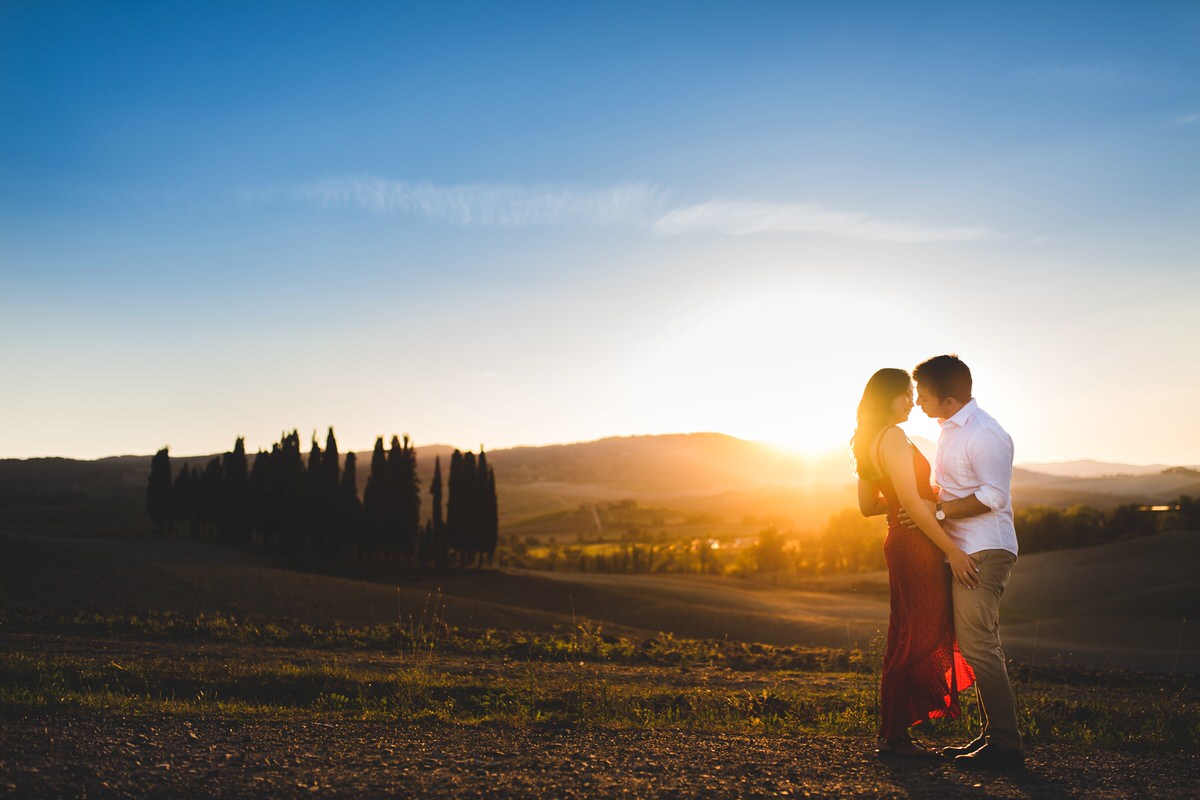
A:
852 368 912 479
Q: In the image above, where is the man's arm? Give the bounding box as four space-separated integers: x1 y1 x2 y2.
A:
959 426 1014 514
898 494 990 526
900 427 1014 524
941 493 991 519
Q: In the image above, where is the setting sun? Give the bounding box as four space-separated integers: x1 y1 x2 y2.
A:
621 284 946 456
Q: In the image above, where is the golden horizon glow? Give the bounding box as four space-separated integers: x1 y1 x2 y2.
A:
612 284 951 459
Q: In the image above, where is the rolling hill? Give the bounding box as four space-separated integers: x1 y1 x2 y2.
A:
2 434 1198 541
1018 460 1200 478
2 528 1196 673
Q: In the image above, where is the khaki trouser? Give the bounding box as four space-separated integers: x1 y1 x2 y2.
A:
952 549 1022 751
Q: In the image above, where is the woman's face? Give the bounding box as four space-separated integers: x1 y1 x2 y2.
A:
890 385 915 423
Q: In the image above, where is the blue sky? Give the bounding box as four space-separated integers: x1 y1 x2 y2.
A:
2 1 1198 463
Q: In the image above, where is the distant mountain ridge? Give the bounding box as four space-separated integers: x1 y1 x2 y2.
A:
3 433 1199 537
1016 460 1200 478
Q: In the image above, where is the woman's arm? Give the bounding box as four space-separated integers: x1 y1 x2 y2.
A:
877 427 981 589
858 479 887 517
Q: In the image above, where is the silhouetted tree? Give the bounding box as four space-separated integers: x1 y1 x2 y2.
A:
147 428 498 574
197 456 223 539
317 428 341 556
478 449 499 564
147 447 172 534
387 435 420 560
274 430 306 554
462 451 479 564
362 437 388 557
171 463 196 538
305 435 325 553
252 448 273 546
444 448 499 567
222 437 250 546
446 450 466 563
428 455 447 568
339 450 362 556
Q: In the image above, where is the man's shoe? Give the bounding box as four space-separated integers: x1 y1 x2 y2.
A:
953 744 1024 770
940 735 986 759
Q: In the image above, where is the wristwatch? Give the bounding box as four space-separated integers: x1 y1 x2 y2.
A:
935 502 946 521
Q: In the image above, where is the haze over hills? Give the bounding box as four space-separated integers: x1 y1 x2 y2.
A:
2 433 1198 539
1016 460 1200 478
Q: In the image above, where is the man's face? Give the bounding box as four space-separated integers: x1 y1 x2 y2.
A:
915 382 951 420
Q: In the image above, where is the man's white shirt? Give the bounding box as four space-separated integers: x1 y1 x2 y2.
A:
934 399 1019 556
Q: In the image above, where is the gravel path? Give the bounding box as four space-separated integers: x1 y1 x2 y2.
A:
2 713 1196 799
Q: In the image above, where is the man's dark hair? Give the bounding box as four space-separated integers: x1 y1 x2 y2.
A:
914 354 972 403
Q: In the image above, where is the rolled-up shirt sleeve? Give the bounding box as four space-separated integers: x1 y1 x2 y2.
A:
967 427 1014 510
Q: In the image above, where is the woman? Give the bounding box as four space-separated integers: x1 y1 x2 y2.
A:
853 368 977 757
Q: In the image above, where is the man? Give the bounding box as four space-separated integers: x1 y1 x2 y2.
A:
907 354 1024 770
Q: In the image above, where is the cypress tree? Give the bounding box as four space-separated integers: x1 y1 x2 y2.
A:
172 463 195 538
248 449 270 547
277 430 306 554
405 436 421 559
446 449 464 565
308 435 323 473
261 443 284 550
147 447 172 534
322 428 340 490
478 449 499 564
305 435 324 553
429 455 446 568
199 456 223 540
319 428 341 556
222 437 249 546
339 450 362 557
461 451 479 565
388 435 420 561
387 436 404 557
362 437 388 557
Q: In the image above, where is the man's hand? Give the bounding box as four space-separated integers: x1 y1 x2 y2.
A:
896 499 936 529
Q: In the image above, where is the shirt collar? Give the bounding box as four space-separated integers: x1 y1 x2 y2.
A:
939 397 978 429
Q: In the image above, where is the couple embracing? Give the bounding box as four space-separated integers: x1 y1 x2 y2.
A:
853 354 1024 770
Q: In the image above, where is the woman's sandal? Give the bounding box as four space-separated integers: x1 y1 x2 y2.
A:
876 737 938 758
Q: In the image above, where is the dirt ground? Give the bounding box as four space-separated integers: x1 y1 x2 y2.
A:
2 712 1197 800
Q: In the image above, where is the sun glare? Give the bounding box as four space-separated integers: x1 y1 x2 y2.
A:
629 285 942 456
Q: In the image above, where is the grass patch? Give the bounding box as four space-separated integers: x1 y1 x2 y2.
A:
3 614 1197 752
1 610 857 671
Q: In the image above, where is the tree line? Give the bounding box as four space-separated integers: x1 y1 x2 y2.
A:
502 509 887 577
500 495 1200 577
1014 496 1199 553
146 429 498 569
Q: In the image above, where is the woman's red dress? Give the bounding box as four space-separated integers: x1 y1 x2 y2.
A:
875 441 975 741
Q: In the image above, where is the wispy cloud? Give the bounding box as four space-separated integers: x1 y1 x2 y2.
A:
653 200 997 243
249 176 666 227
248 176 996 243
1178 113 1200 126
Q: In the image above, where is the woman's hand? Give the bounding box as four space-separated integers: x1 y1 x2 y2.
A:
948 548 981 589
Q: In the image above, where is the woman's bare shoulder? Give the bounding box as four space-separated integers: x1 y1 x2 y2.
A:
877 425 908 450
862 425 903 479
